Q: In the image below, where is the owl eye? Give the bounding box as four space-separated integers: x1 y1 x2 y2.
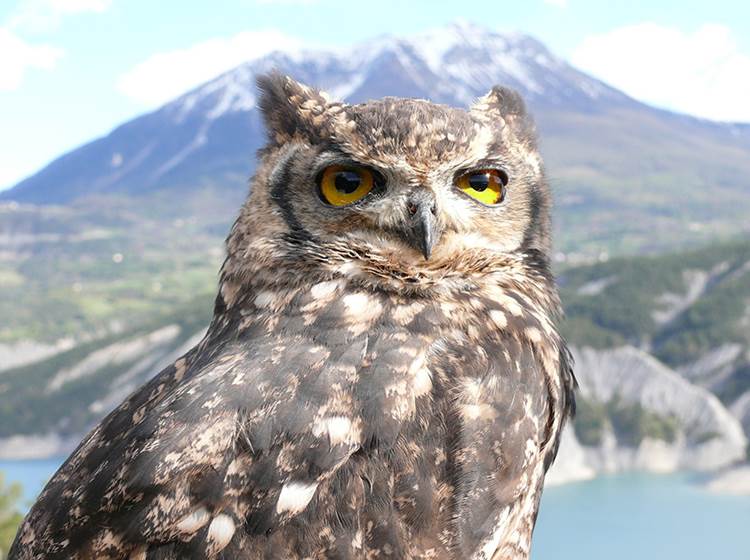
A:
319 165 375 206
456 169 507 205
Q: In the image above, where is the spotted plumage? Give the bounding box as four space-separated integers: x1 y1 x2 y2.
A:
11 72 575 560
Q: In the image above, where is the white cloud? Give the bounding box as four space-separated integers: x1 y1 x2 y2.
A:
0 28 64 90
47 0 111 13
254 0 319 4
571 23 750 122
543 0 568 7
116 30 304 106
0 162 33 190
0 0 106 91
8 0 112 32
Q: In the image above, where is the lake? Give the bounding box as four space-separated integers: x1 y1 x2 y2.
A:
1 459 747 559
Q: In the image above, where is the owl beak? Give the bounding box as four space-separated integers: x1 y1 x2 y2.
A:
405 193 440 260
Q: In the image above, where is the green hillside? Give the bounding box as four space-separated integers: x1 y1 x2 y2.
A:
541 107 750 258
559 239 750 404
0 202 221 344
0 473 22 559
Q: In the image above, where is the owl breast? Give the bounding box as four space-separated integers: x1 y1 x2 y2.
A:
219 275 559 557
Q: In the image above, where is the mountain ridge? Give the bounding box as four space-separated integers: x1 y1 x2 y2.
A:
3 21 750 257
5 22 636 203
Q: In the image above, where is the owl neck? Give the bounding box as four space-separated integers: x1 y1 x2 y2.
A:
211 239 560 343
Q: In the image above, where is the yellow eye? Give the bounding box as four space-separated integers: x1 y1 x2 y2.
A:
456 169 506 205
319 165 375 206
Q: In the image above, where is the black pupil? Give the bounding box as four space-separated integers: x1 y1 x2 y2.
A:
468 173 491 192
335 171 362 194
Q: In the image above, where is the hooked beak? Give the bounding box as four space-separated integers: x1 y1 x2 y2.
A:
404 191 441 260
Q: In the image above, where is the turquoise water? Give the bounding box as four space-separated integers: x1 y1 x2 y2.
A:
535 473 748 559
2 459 748 559
1 457 65 509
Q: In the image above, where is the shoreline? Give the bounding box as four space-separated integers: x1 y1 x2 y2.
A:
2 448 749 501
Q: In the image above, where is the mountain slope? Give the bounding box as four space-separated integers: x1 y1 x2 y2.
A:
546 344 747 486
3 21 750 255
559 239 750 422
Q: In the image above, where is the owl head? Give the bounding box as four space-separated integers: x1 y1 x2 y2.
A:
223 72 552 292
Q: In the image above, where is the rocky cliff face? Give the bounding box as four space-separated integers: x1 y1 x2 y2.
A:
705 464 750 495
546 345 747 485
553 241 750 492
730 391 750 436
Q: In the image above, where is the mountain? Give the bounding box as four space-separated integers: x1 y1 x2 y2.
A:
0 300 211 454
3 21 750 256
2 24 633 203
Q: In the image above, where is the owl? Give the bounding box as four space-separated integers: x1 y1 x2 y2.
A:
10 72 575 560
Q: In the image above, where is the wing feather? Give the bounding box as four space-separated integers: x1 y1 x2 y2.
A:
11 328 374 559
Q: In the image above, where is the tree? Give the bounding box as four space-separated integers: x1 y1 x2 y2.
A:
0 473 23 560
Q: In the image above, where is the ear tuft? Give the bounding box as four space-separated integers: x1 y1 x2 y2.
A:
472 85 528 118
471 85 534 139
256 71 334 144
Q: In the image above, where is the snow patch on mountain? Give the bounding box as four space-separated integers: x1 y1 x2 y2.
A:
160 20 625 128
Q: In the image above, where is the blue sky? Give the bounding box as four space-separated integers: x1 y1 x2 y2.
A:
1 0 749 190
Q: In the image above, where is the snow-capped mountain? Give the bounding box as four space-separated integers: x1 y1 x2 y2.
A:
165 21 630 117
3 21 750 253
1 22 634 204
